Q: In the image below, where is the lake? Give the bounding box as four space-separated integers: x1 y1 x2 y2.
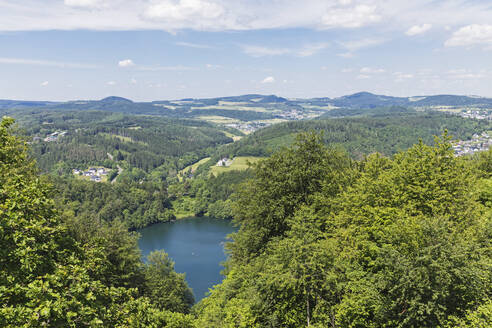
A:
138 217 236 301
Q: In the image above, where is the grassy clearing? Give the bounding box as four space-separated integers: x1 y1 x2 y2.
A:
179 157 211 175
100 133 148 145
300 104 337 110
209 156 263 175
221 131 243 141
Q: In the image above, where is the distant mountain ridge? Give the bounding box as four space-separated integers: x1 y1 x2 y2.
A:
2 93 492 122
3 92 492 109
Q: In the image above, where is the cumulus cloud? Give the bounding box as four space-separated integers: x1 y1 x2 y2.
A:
261 76 275 84
445 24 492 47
321 4 381 29
406 23 432 36
144 0 226 31
118 59 135 67
40 81 49 86
0 0 490 33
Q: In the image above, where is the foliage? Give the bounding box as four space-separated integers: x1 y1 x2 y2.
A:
142 251 195 313
196 132 492 327
215 113 492 159
54 177 174 230
0 117 196 327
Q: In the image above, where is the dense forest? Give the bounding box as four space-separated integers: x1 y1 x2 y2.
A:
0 118 196 326
212 112 492 159
2 116 491 326
195 133 492 327
6 108 489 230
5 109 237 176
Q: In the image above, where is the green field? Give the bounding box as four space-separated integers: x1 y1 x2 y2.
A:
209 156 263 175
178 157 212 181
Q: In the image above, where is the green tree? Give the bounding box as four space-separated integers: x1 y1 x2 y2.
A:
142 251 195 313
0 117 196 327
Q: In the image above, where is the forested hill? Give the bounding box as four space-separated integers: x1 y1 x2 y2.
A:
2 92 492 122
210 112 492 160
2 92 492 111
7 109 238 176
2 115 491 326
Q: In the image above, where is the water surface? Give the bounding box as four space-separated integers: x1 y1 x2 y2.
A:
138 217 236 301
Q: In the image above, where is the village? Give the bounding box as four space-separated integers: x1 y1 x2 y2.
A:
73 167 111 182
453 132 492 156
458 109 492 120
43 130 67 142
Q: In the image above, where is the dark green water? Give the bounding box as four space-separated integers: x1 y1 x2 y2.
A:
138 217 236 301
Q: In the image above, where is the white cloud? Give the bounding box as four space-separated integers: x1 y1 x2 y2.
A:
206 64 221 69
356 74 370 79
241 45 290 57
64 0 107 9
341 68 353 73
241 43 328 57
107 81 116 85
360 67 385 74
118 59 135 67
40 81 49 86
176 41 213 49
261 76 275 84
445 24 492 47
338 52 354 58
0 0 490 33
406 23 432 36
393 72 414 81
0 57 98 69
341 38 386 51
321 4 380 29
447 69 487 79
137 65 193 71
297 43 329 57
144 0 226 31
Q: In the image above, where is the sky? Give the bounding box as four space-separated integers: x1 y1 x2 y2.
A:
1 0 492 101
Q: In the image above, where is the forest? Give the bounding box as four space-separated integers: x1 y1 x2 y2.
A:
2 115 491 326
3 108 490 230
212 112 492 159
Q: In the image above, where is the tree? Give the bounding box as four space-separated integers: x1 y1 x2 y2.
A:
142 251 195 313
0 117 196 326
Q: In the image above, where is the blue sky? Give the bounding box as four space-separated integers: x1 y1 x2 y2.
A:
1 0 492 101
